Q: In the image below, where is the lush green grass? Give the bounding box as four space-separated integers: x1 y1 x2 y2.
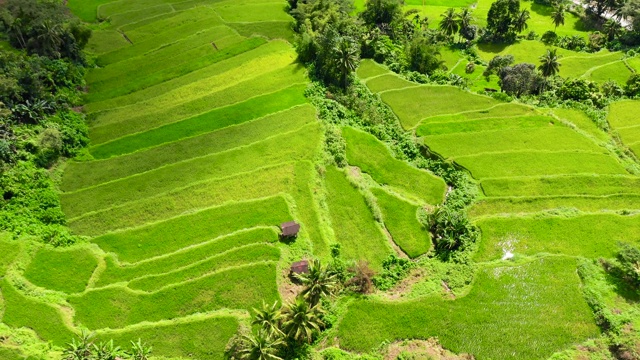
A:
24 246 98 294
86 38 281 109
215 3 291 22
228 21 295 43
380 86 500 128
343 127 445 204
0 347 25 360
372 188 431 258
91 51 297 127
90 196 291 263
471 194 640 217
456 151 627 179
0 279 76 346
98 315 238 360
338 257 598 359
89 68 307 146
417 116 552 136
424 126 602 158
85 30 129 54
559 52 623 78
89 84 307 158
481 175 640 197
357 59 390 80
123 7 223 43
587 60 631 84
129 244 280 291
608 100 640 128
324 167 392 270
63 123 320 218
96 228 277 286
69 262 279 330
63 104 314 191
475 214 640 261
0 239 21 276
551 107 609 142
419 103 536 124
107 5 178 33
67 0 116 22
69 163 297 235
365 74 416 93
97 24 234 66
86 35 257 104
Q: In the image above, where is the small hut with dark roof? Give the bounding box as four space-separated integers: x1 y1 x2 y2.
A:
290 260 309 275
280 221 300 238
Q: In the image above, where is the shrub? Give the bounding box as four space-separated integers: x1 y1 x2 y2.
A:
614 243 640 289
541 30 558 45
601 80 624 98
625 73 640 97
498 63 544 97
465 61 476 74
372 255 415 291
347 261 375 294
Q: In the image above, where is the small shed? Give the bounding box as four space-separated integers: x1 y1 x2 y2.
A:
280 221 300 238
290 260 309 275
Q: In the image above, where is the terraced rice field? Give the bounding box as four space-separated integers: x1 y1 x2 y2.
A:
2 1 451 358
0 0 321 357
7 1 640 358
345 59 640 356
608 100 640 156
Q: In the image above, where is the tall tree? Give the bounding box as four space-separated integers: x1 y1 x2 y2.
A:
282 297 324 344
294 259 338 306
361 0 404 27
551 5 566 32
332 36 360 89
457 8 474 30
239 330 284 360
603 19 622 41
407 36 445 75
538 49 561 77
252 301 284 336
486 0 522 41
439 8 460 38
514 9 531 33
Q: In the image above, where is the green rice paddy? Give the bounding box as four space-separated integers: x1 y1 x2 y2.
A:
10 0 640 358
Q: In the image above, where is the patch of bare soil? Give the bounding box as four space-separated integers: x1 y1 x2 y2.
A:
384 267 427 300
384 339 474 360
279 268 304 303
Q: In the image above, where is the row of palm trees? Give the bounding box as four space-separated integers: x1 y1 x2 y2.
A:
439 8 474 41
234 260 339 360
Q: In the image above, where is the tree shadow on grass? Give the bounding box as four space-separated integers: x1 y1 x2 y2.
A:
603 268 640 304
477 42 510 56
531 3 553 17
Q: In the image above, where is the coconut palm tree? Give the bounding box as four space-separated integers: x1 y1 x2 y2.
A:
439 8 460 39
294 259 338 306
36 20 63 58
603 19 622 41
539 49 561 77
514 9 531 33
252 301 284 336
333 36 359 89
551 5 566 32
281 297 324 344
457 8 474 31
239 330 284 360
